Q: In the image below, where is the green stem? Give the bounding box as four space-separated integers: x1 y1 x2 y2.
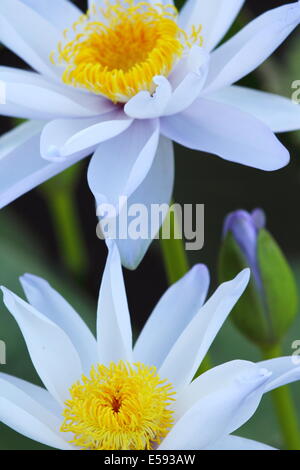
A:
159 206 189 285
159 203 212 375
40 165 88 277
263 344 300 450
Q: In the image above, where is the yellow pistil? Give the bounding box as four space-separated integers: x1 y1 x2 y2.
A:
52 0 203 103
61 361 175 450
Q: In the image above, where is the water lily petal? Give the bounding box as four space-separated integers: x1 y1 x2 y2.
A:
161 97 290 171
159 365 270 450
88 118 159 211
163 47 210 116
0 377 72 449
134 265 210 368
0 121 87 209
0 372 62 417
41 111 133 162
174 360 253 420
1 287 83 406
204 2 300 93
19 0 82 30
208 85 300 133
0 0 60 79
158 269 250 392
20 274 97 375
97 243 133 365
0 67 114 119
224 357 300 435
124 76 172 119
179 0 245 51
102 135 174 270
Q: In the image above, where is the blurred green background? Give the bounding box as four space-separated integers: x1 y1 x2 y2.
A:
0 0 300 449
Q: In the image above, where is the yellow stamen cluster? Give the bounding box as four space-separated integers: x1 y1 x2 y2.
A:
61 361 175 450
52 0 203 103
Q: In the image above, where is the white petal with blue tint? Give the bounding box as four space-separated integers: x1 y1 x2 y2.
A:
111 135 174 270
125 76 172 119
1 287 82 406
41 111 133 161
208 85 300 133
158 269 250 392
0 377 72 449
19 0 82 31
20 274 97 375
179 0 245 52
0 121 87 209
88 118 159 211
134 265 210 368
159 366 270 450
204 2 300 93
97 243 133 365
0 67 114 119
0 373 62 418
0 0 60 79
161 97 290 171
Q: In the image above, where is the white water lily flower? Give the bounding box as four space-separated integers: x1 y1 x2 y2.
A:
1 244 300 450
1 1 300 269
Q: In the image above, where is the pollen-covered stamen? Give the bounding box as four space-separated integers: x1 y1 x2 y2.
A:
61 361 175 450
52 0 203 103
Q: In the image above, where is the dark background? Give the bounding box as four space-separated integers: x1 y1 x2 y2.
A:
0 0 300 449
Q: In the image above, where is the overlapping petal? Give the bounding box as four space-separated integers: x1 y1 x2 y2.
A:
204 2 300 94
1 287 82 405
161 98 290 171
0 0 60 79
158 269 250 392
0 121 87 209
20 274 97 375
208 86 300 133
159 365 271 450
134 264 210 368
97 242 133 365
41 111 132 162
179 0 245 52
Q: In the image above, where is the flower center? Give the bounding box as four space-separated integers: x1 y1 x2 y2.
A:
52 0 203 103
61 361 175 450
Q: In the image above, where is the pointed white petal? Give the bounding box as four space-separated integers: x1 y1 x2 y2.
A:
222 357 300 435
41 111 133 161
1 287 82 406
108 136 174 270
258 357 300 393
19 0 82 30
205 2 300 93
88 119 159 211
97 243 133 365
0 0 60 79
174 360 253 421
208 85 300 133
207 435 276 450
0 66 113 119
20 274 97 375
134 265 210 368
0 121 87 209
158 269 250 392
0 372 61 417
179 0 245 52
0 376 73 449
159 366 271 450
161 97 290 171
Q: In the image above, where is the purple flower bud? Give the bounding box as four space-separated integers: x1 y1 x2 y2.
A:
223 209 266 286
